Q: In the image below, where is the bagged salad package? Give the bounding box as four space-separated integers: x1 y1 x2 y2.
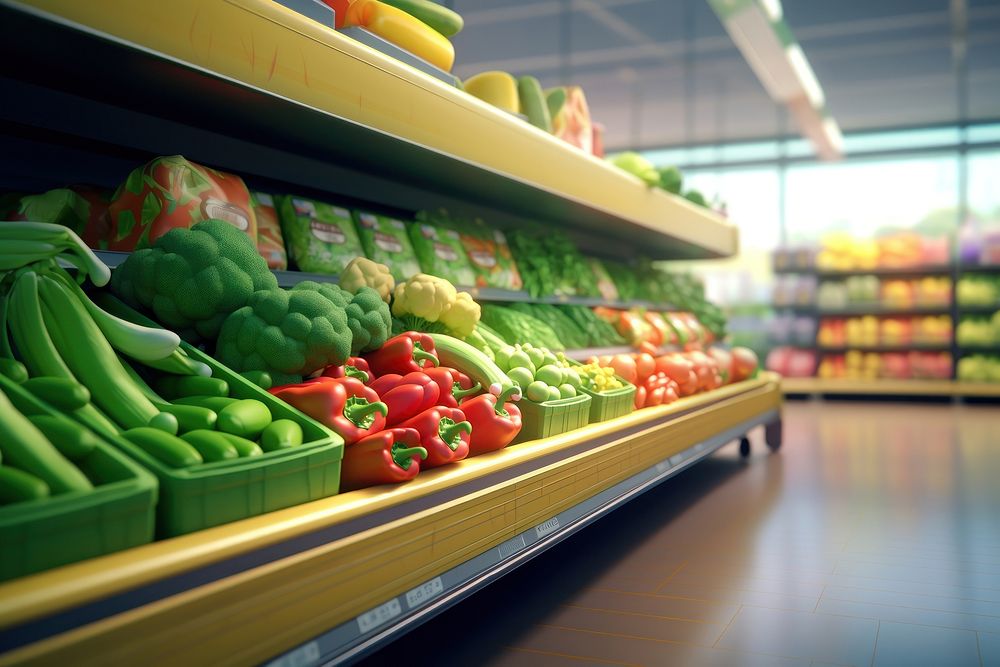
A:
277 195 364 274
453 218 523 290
408 211 477 286
352 210 422 281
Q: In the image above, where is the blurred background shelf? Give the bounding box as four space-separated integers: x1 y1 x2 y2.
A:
781 377 1000 398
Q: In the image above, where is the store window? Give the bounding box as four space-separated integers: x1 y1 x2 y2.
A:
784 154 960 244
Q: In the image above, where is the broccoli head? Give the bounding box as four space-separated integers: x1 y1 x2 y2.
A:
111 219 277 342
292 281 391 355
215 288 352 385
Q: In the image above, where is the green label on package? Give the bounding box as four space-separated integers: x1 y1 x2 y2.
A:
353 211 422 281
277 195 364 274
409 222 477 286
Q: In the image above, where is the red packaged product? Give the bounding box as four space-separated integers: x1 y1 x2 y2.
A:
107 155 257 251
252 192 288 270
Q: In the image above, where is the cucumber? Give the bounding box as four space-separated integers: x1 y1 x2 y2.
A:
0 358 27 384
260 419 303 452
0 466 50 504
518 76 552 132
158 403 217 433
122 427 203 468
217 432 263 458
21 376 90 412
27 414 99 461
173 396 238 412
0 389 93 493
379 0 463 37
545 87 567 120
428 334 517 395
217 399 272 439
180 430 239 463
154 375 229 399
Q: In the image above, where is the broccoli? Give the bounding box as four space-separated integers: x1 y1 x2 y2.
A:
215 288 352 385
111 219 277 342
292 281 391 355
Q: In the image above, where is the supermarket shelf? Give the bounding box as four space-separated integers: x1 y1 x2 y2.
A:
0 0 737 261
816 344 953 353
772 266 814 275
816 304 953 317
815 265 952 278
956 345 1000 354
957 303 1000 314
0 377 782 667
781 376 1000 398
773 304 816 314
958 264 1000 274
563 344 683 361
92 253 679 311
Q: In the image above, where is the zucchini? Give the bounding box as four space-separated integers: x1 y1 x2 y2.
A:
122 427 202 468
0 466 50 504
428 334 516 395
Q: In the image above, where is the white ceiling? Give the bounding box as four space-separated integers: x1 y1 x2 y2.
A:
448 0 1000 151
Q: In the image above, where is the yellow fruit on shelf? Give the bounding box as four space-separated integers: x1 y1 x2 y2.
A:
463 71 520 114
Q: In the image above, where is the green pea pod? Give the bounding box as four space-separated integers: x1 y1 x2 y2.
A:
157 403 217 433
21 376 90 412
0 358 28 384
172 396 238 412
260 419 303 452
180 430 239 463
0 389 93 493
122 427 203 468
217 432 264 457
0 466 50 504
154 375 229 400
217 399 272 439
27 414 99 461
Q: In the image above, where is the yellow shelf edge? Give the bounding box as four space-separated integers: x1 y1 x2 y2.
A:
9 0 738 258
781 377 1000 397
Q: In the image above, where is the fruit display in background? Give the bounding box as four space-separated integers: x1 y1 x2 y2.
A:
957 276 1000 306
815 232 949 271
958 355 1000 382
607 152 659 186
818 315 951 348
766 347 817 378
956 313 1000 347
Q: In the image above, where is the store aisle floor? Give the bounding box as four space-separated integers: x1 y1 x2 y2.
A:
360 402 1000 667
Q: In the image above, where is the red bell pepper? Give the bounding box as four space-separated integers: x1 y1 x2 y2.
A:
322 356 374 384
460 386 522 456
270 376 387 445
364 331 438 377
339 427 427 492
369 371 441 426
634 384 647 409
398 406 471 468
424 367 482 408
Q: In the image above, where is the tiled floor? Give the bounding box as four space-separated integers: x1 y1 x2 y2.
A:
360 401 1000 667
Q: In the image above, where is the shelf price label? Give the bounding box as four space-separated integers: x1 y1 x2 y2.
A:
264 641 320 667
655 460 670 474
497 534 526 559
356 598 402 634
534 517 560 539
405 577 444 610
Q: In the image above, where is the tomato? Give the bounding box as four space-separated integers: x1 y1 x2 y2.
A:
608 355 638 385
634 385 647 409
635 353 656 379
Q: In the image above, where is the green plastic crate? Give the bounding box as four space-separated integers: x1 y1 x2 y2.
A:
77 297 345 538
569 361 637 423
0 375 157 582
512 393 591 444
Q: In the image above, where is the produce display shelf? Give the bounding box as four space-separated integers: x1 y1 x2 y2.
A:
773 304 816 314
956 345 1000 353
958 265 1000 274
957 303 1000 314
0 0 737 261
563 344 681 362
90 253 679 311
817 344 953 353
816 304 953 317
781 377 1000 398
0 376 782 667
815 266 953 279
772 266 814 275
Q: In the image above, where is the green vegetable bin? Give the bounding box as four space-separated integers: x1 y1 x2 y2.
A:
512 393 591 444
568 361 637 423
0 374 157 582
79 298 345 538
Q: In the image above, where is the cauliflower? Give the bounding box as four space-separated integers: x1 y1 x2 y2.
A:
111 219 277 342
339 257 395 303
391 273 480 337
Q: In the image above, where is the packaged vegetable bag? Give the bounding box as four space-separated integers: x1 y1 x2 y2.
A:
277 195 364 274
6 186 112 249
353 211 422 281
453 218 523 290
251 192 287 270
107 155 257 251
408 213 477 286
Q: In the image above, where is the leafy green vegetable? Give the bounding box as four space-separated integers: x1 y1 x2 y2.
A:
480 304 564 350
